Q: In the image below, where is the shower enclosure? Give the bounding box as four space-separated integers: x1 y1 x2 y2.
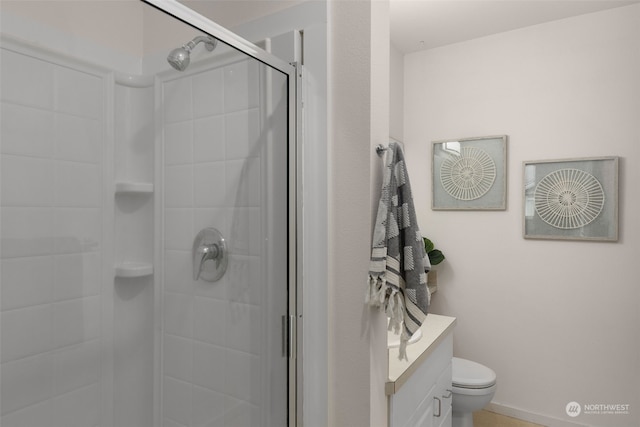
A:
0 1 299 426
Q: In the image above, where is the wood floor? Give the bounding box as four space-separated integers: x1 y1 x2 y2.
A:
473 410 546 427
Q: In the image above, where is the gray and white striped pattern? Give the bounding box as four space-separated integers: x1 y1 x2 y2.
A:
367 142 430 359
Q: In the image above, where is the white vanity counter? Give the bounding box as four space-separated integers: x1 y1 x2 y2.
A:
387 314 457 395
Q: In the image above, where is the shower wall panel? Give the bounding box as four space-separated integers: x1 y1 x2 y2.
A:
160 56 288 427
0 42 110 427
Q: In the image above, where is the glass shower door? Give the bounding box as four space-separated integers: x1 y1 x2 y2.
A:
151 2 297 426
159 56 290 427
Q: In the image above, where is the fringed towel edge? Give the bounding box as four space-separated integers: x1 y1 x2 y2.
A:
366 278 410 360
366 275 387 307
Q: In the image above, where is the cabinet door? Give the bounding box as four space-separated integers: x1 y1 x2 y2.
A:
400 383 435 427
433 363 453 427
414 400 434 427
438 406 452 427
388 333 454 427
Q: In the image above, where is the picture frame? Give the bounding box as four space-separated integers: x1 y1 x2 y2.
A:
432 135 507 210
523 157 619 241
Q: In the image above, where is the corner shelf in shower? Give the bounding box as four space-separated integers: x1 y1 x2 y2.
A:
115 182 154 194
115 262 154 278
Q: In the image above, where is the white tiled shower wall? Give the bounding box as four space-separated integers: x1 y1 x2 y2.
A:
160 58 288 427
1 44 107 426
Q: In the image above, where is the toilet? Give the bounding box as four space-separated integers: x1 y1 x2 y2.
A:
451 357 497 427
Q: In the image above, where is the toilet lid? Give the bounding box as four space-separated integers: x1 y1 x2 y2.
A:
452 357 497 389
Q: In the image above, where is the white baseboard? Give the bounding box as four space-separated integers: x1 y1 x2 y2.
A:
486 402 590 427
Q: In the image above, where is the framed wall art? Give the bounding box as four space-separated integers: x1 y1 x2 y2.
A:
432 135 507 210
523 157 619 241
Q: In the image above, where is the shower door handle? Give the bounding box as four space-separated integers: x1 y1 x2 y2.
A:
281 314 296 359
193 228 228 282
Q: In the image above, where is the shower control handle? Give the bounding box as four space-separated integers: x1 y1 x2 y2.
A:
198 243 220 271
193 228 228 282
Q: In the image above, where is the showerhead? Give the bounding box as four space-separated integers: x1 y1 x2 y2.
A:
167 47 191 71
167 36 217 71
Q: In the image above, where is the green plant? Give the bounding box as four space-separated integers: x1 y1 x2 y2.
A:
423 237 445 266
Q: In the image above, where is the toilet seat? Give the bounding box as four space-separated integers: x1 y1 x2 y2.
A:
452 383 497 397
452 357 497 389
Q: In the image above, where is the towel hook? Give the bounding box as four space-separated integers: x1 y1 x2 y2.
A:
375 144 388 157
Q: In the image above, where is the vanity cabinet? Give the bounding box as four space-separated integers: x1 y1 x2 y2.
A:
387 316 455 427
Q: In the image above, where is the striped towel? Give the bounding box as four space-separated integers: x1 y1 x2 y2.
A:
366 142 430 360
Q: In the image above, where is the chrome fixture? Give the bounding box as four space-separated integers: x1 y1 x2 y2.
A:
167 35 218 71
193 228 228 282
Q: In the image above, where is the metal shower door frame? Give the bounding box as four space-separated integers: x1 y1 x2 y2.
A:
142 0 301 425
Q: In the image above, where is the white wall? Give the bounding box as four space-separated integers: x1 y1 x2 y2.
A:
403 5 640 426
0 0 144 74
0 0 143 57
327 1 373 424
389 41 404 143
327 0 389 426
370 1 391 425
